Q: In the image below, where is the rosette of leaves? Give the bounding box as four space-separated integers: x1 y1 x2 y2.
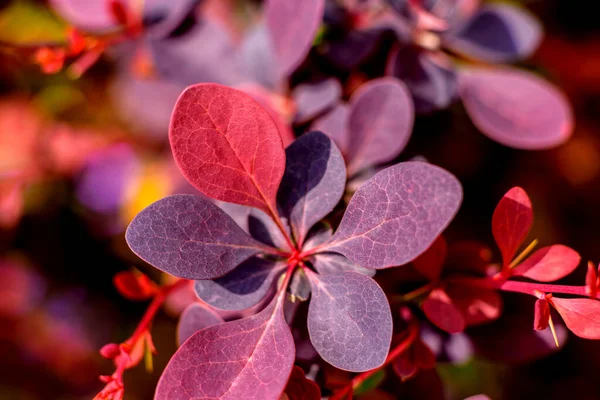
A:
125 83 462 399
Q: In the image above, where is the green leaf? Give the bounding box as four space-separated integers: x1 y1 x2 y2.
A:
0 1 67 45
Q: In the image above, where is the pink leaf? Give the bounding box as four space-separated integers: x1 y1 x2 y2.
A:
551 297 600 339
492 187 532 267
422 288 465 333
169 83 286 217
458 67 573 150
512 245 580 282
156 294 295 399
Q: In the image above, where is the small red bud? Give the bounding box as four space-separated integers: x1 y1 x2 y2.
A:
585 261 598 298
534 298 550 330
100 343 121 359
113 270 158 300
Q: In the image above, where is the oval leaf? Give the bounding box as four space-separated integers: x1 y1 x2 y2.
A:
311 104 350 156
326 162 462 269
177 302 224 345
283 366 321 400
293 79 342 124
422 288 465 333
491 186 532 267
551 297 600 339
278 131 346 245
512 245 580 282
306 271 392 372
458 67 574 149
169 83 286 216
346 78 414 175
156 295 295 399
445 3 542 63
265 0 325 76
125 195 267 280
194 258 286 311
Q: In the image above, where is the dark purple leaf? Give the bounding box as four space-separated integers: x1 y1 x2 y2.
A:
387 46 457 113
293 79 342 124
125 195 269 280
325 162 462 269
324 29 384 70
458 67 574 149
248 208 291 250
143 0 202 39
177 302 224 345
278 131 346 245
311 104 350 155
306 270 392 372
156 293 295 399
445 3 542 63
194 258 286 310
264 0 325 76
302 225 334 251
309 253 375 277
345 77 414 175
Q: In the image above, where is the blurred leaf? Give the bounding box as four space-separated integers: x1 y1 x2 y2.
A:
354 369 386 396
0 1 67 45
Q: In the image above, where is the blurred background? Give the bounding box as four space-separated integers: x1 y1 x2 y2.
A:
1 0 599 399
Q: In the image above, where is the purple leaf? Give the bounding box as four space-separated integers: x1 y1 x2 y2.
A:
311 104 350 156
156 293 295 400
306 270 392 372
324 29 384 70
458 67 574 149
278 132 346 245
345 78 414 175
125 195 269 280
309 253 376 277
194 258 286 311
76 144 139 213
150 19 243 86
237 24 281 90
292 79 342 124
248 208 291 250
325 162 462 269
177 302 224 345
387 46 457 113
445 4 542 63
264 0 325 76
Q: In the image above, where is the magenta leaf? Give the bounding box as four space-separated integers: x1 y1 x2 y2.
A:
177 302 224 346
306 271 392 372
422 288 465 333
387 46 457 113
169 83 286 217
311 104 350 155
264 0 325 77
445 4 542 63
309 253 376 277
125 195 268 280
550 297 600 339
49 0 121 31
325 162 462 269
292 79 342 124
345 78 414 176
512 245 580 282
278 132 346 245
194 258 287 311
156 294 295 399
458 67 574 149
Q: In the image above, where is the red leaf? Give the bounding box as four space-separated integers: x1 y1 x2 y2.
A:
392 339 436 381
422 288 465 333
534 298 550 330
551 297 600 339
585 261 598 298
412 236 447 281
512 245 580 282
113 271 158 301
283 366 321 400
169 84 286 218
446 285 503 326
492 187 533 267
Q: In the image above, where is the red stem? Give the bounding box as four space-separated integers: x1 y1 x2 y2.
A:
448 276 594 298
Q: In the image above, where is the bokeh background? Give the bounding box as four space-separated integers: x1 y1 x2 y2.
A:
1 0 599 399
